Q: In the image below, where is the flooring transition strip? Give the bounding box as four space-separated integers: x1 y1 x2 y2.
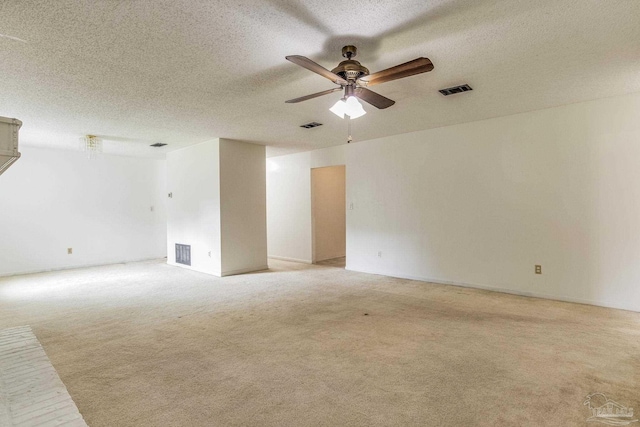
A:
0 326 87 426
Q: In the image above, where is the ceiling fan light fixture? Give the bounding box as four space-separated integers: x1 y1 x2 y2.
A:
330 96 366 119
330 99 348 118
345 96 366 119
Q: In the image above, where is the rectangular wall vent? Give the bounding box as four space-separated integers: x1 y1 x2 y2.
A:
439 84 473 96
150 143 167 147
175 244 191 266
300 122 323 129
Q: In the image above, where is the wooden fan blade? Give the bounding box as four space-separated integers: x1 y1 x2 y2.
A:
357 57 433 87
285 87 342 103
286 55 348 85
354 87 395 109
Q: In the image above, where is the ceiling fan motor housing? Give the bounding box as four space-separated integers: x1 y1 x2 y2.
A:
331 60 369 81
331 45 369 81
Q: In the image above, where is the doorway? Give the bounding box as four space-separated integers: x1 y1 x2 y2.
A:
311 165 346 268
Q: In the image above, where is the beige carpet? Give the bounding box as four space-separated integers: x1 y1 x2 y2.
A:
0 326 88 426
315 257 346 268
0 259 639 426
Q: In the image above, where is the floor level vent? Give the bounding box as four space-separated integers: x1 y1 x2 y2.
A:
439 84 473 96
175 244 191 266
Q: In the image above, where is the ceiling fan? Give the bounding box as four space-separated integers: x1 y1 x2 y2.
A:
285 45 434 118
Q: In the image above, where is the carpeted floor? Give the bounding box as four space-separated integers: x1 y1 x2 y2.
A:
0 326 88 426
315 257 346 268
0 259 639 426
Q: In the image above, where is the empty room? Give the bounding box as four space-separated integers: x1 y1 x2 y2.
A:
1 1 640 426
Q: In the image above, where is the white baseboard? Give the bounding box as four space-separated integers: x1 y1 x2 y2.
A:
166 261 221 277
221 265 269 277
0 257 165 278
314 254 346 263
268 256 312 264
345 267 638 313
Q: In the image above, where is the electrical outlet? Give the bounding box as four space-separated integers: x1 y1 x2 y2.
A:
67 248 73 255
168 192 173 198
535 265 542 274
349 202 354 210
150 206 154 212
378 251 382 258
208 251 211 257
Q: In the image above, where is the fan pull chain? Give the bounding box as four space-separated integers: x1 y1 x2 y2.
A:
347 116 352 143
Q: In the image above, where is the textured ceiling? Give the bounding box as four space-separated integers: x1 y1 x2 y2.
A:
0 0 639 158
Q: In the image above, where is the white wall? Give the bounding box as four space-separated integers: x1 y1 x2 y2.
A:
167 138 267 277
166 139 221 275
267 92 640 312
267 145 345 263
311 165 346 262
0 146 167 276
219 139 267 275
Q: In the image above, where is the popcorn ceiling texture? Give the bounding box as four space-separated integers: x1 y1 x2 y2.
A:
0 0 639 157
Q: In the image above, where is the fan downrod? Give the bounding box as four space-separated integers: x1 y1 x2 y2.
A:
341 45 357 59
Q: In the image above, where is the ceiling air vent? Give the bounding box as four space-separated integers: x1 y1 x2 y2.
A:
439 84 473 96
150 143 167 147
300 122 323 129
